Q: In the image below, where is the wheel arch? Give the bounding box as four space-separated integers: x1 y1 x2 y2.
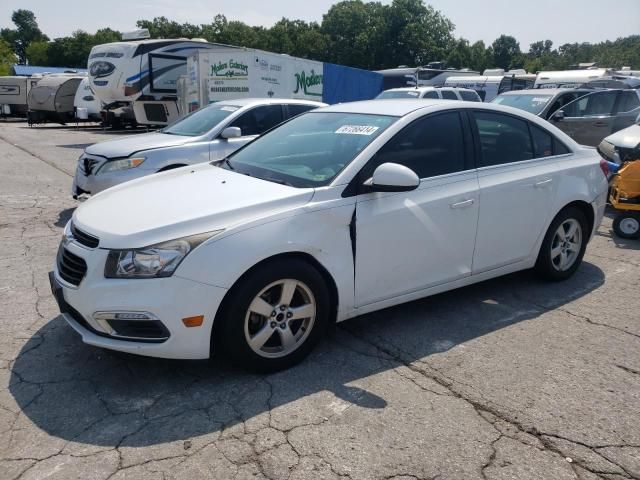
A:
554 199 595 237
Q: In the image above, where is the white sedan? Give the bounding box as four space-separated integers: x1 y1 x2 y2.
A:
50 100 609 371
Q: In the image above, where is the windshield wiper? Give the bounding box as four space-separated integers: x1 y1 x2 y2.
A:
223 158 235 170
263 177 294 187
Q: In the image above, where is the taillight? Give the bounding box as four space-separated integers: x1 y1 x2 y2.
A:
599 158 609 177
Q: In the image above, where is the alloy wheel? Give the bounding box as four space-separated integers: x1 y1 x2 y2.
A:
550 218 582 272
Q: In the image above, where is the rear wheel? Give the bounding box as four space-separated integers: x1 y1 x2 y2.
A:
613 212 640 239
535 207 588 281
215 259 330 372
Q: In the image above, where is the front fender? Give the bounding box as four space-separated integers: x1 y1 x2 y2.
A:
140 142 211 171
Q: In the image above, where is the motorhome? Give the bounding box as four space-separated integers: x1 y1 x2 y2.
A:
533 69 611 89
87 29 236 127
27 74 85 125
375 66 477 90
0 76 30 116
444 70 536 102
180 48 383 114
73 77 102 122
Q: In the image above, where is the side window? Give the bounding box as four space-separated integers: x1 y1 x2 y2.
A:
363 112 466 180
422 90 439 99
287 104 316 118
473 112 533 167
563 91 617 117
230 105 284 136
460 90 480 102
441 90 458 100
554 138 570 155
617 91 640 113
530 124 553 158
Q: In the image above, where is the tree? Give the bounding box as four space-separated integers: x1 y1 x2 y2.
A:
446 38 472 69
25 40 49 65
491 34 521 70
0 9 48 63
136 17 201 39
468 40 491 73
0 39 15 75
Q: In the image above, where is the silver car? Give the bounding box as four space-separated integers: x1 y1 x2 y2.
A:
72 98 326 197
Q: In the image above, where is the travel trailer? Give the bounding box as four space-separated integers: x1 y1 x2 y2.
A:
73 77 103 122
534 69 611 88
0 76 31 116
181 48 383 115
444 71 536 102
375 66 477 90
87 29 236 127
27 74 85 125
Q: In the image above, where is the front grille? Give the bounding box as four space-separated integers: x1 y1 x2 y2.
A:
106 320 170 340
71 223 99 248
57 248 88 286
83 157 100 176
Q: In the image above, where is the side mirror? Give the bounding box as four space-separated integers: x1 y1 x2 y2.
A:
220 126 241 139
551 110 565 121
364 163 420 193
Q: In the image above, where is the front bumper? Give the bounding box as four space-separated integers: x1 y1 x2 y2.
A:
50 240 228 359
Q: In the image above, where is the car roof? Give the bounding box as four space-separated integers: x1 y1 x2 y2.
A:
383 86 438 92
215 98 327 107
499 88 592 96
317 99 513 117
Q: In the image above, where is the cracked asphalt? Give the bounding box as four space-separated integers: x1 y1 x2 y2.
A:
0 120 639 480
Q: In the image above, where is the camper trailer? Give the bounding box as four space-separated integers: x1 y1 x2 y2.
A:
534 69 611 88
87 30 236 127
73 77 102 122
375 66 477 90
444 71 536 102
27 74 84 125
0 76 30 116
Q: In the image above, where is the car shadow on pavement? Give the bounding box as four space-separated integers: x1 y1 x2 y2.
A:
9 262 604 449
55 208 75 228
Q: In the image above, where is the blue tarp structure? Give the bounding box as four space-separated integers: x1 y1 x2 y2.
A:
11 65 87 76
322 63 383 104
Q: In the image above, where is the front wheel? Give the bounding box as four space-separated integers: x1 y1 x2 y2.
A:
535 207 588 281
215 259 330 372
612 212 640 239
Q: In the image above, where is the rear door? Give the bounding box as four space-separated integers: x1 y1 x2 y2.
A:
612 90 640 134
471 111 563 272
551 90 619 146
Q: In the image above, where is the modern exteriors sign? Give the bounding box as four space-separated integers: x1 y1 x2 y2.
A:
294 70 323 97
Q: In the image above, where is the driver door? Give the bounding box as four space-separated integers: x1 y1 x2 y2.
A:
353 111 479 307
551 91 619 146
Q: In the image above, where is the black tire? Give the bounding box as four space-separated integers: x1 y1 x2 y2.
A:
214 258 330 372
612 212 640 239
535 206 588 281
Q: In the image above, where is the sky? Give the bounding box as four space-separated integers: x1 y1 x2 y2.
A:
1 0 639 50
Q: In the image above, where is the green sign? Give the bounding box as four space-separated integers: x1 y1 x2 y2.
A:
293 69 323 96
211 60 249 78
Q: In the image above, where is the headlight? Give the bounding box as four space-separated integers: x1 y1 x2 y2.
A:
98 157 146 174
104 231 223 279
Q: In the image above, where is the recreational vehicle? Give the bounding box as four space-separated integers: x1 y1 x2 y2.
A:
534 69 611 89
87 30 236 127
444 71 536 102
0 76 30 116
73 77 102 122
27 74 85 125
375 66 477 90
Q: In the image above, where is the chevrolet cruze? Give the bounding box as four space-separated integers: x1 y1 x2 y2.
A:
50 100 608 371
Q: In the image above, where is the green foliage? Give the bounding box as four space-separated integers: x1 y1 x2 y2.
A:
0 9 48 63
0 39 15 75
492 35 522 70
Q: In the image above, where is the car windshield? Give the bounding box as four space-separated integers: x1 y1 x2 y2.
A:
162 104 240 136
221 112 397 188
491 94 553 114
376 90 423 99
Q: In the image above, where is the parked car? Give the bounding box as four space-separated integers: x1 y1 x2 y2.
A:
491 88 591 120
548 89 640 146
72 98 326 197
598 122 640 165
51 100 608 371
376 86 481 102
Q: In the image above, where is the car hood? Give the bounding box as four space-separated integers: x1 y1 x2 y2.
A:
73 164 315 249
604 124 640 149
85 132 195 158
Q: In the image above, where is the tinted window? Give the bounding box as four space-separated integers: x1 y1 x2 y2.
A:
441 90 458 100
422 90 439 99
474 112 533 167
618 91 640 113
460 90 480 102
563 91 617 117
287 104 317 118
230 105 284 136
530 125 553 158
554 138 570 155
363 112 466 179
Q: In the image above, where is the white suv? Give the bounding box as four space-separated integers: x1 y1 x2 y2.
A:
51 100 608 371
376 86 482 102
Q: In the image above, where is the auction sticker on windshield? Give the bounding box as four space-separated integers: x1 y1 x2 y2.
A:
335 125 380 135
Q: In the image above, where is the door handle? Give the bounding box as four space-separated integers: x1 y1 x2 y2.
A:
593 122 608 127
450 199 474 209
534 178 553 188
